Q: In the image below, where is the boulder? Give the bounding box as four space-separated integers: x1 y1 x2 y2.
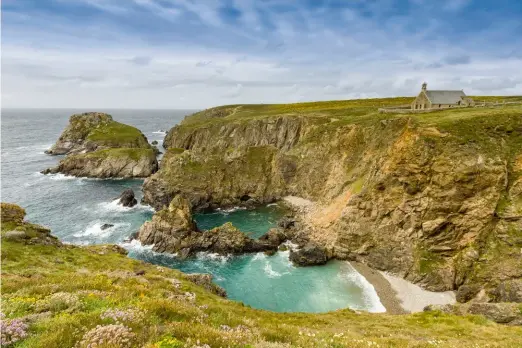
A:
467 303 522 325
3 230 29 241
456 284 482 303
118 189 137 207
100 223 114 230
424 302 522 325
289 243 329 266
278 216 295 229
491 279 522 303
185 273 227 297
151 140 159 145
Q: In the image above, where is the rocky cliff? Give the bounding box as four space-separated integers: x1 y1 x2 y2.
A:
143 100 522 299
43 112 158 178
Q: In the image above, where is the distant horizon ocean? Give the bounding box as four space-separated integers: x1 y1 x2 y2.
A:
1 108 385 313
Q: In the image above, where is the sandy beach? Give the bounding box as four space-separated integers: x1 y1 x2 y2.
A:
351 261 456 313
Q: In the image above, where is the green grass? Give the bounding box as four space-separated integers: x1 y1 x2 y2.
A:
87 121 150 148
2 212 522 347
82 148 156 161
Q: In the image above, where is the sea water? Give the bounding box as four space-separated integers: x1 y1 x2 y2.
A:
1 109 385 313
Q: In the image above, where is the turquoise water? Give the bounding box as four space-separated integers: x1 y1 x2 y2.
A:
1 109 385 313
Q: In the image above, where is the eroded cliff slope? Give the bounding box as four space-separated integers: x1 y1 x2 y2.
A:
143 99 522 298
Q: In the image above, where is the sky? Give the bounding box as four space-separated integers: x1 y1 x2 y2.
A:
2 0 522 109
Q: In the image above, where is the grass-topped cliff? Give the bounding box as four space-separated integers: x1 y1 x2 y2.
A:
43 112 158 178
144 97 522 302
2 203 522 347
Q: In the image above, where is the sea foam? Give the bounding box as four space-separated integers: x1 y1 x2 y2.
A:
343 263 386 313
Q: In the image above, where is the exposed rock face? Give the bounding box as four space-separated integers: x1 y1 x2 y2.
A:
43 149 158 178
1 203 61 246
142 103 522 297
425 302 522 326
1 202 26 223
289 243 330 266
184 273 227 297
100 224 114 230
43 112 158 178
138 196 282 256
118 189 138 207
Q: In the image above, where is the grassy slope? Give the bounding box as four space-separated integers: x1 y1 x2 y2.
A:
2 220 522 348
87 121 150 148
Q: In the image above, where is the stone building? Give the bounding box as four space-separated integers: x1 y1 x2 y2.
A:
411 83 474 110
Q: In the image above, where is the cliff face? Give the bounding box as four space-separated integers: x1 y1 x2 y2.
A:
44 112 158 178
143 100 522 297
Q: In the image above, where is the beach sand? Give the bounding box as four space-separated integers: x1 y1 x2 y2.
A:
351 262 456 314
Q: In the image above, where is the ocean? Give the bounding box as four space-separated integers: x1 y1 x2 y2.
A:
1 108 385 313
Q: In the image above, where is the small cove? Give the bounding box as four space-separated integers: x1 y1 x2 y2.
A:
1 109 385 314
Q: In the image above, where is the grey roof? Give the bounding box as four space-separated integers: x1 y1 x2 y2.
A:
425 90 466 105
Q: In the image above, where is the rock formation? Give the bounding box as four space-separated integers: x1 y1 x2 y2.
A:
1 203 61 246
184 273 227 297
138 195 282 256
43 112 158 178
141 102 522 300
117 189 138 207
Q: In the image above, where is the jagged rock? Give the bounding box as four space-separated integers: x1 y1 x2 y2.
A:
100 223 114 230
152 145 162 156
278 216 295 229
289 243 329 266
45 112 113 155
456 284 482 303
118 189 138 207
151 140 159 145
491 279 522 303
258 227 287 247
185 273 227 297
138 196 282 255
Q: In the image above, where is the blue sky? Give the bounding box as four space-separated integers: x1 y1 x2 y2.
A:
2 0 522 108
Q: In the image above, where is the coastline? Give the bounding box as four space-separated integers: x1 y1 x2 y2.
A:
350 261 407 315
350 261 456 314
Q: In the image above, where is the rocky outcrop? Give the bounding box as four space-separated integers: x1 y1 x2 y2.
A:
425 302 522 326
43 112 158 178
142 102 522 297
117 189 138 207
1 202 27 224
289 243 330 266
138 196 283 256
184 273 227 297
1 203 61 246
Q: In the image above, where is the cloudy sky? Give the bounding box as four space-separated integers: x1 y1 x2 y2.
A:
2 0 522 109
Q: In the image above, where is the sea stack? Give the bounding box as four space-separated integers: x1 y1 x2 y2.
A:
42 112 158 178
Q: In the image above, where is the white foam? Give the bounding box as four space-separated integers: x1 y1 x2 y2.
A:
216 206 247 214
266 203 278 207
196 252 230 263
98 199 154 213
120 239 155 252
73 221 130 238
47 173 78 181
264 262 282 278
252 253 267 261
152 130 167 135
343 263 386 313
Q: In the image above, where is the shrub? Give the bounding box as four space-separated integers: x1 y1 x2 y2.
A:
78 324 135 348
0 313 29 346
